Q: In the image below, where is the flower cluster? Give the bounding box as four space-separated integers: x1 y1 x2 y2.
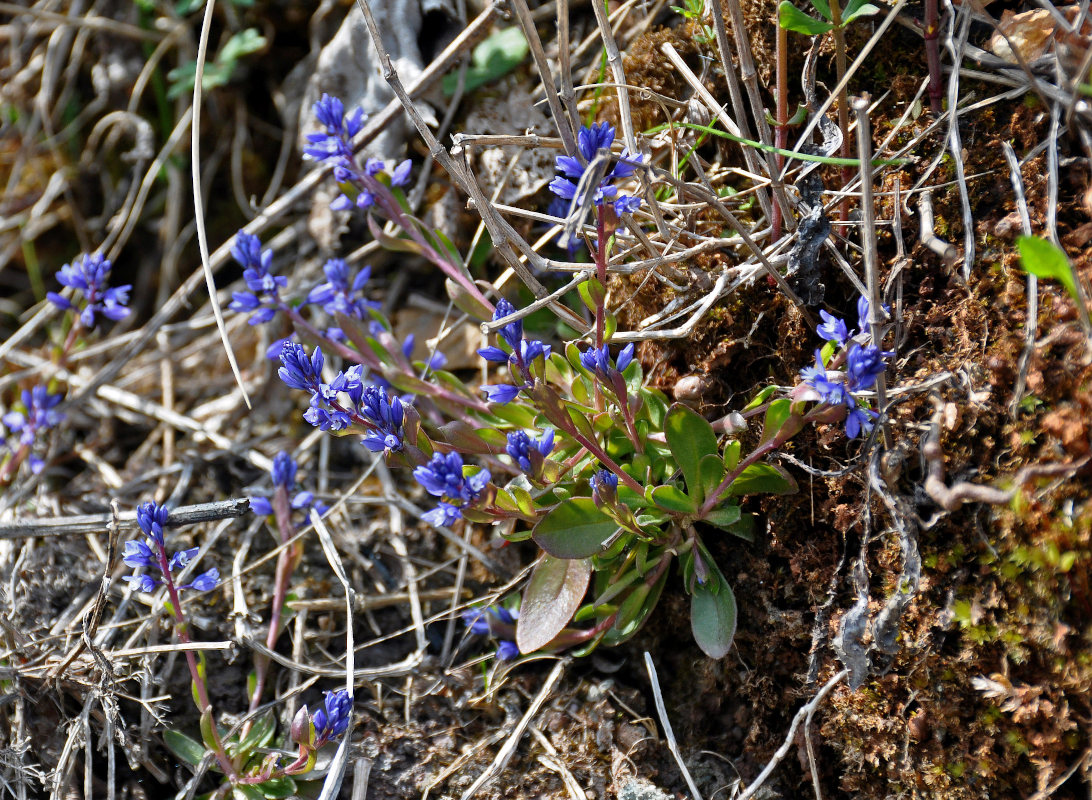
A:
311 689 353 746
413 451 490 527
306 259 380 341
478 299 552 404
589 468 619 506
250 451 324 519
549 122 644 217
47 253 131 329
122 501 219 594
229 232 286 326
304 94 412 211
1 386 65 475
505 429 555 480
277 343 407 453
798 297 894 438
580 343 635 383
463 604 519 661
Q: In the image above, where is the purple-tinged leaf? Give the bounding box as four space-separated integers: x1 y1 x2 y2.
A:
516 555 591 654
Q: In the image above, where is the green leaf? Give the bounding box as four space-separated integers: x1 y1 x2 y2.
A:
702 503 743 533
1017 235 1079 301
199 708 219 756
664 404 719 499
649 484 697 514
808 0 832 20
442 26 529 94
743 385 778 412
235 711 276 762
533 499 619 559
606 566 670 644
698 453 726 504
163 730 206 767
578 277 607 310
761 398 793 444
841 0 879 21
778 2 834 34
445 278 493 321
723 440 741 471
517 556 592 653
260 777 297 798
727 462 798 496
220 28 266 62
233 787 265 800
690 562 737 658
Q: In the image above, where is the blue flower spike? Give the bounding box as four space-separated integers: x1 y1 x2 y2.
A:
229 232 286 326
1 386 65 474
413 451 491 528
48 253 131 329
477 299 552 404
312 689 353 746
250 451 324 520
505 429 555 480
123 501 218 595
798 295 894 438
549 121 644 217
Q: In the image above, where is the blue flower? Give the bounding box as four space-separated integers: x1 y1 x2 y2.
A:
856 296 891 332
505 429 555 477
413 452 490 526
579 343 634 381
589 468 619 506
48 253 131 329
306 260 380 320
478 300 551 404
816 311 850 347
272 451 298 489
127 573 158 593
495 640 520 661
169 547 199 571
482 383 522 404
844 405 877 439
137 501 170 546
357 385 405 453
250 451 325 520
228 232 285 325
421 502 463 527
185 568 220 592
312 689 353 745
462 604 517 634
390 159 412 186
279 343 325 395
549 122 644 216
845 343 892 392
1 386 65 474
124 501 217 595
304 95 364 170
122 539 155 569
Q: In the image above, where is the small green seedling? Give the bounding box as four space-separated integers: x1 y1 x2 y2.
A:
670 0 717 46
442 27 528 95
777 0 878 35
167 28 267 99
1017 235 1092 335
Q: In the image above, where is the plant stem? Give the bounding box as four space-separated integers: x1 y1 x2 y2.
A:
773 20 788 242
594 213 607 348
243 485 300 735
155 545 238 780
923 0 943 113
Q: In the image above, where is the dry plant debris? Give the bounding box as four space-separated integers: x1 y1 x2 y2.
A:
1 0 1091 797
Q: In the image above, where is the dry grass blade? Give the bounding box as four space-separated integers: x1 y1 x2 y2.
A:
190 0 251 410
